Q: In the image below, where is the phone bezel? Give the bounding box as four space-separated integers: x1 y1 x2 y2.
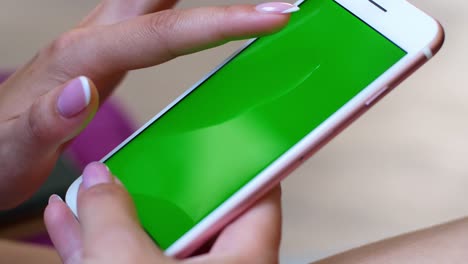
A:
65 0 444 258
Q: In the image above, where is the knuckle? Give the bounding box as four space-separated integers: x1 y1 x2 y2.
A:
25 100 51 144
148 10 181 35
146 10 182 57
50 33 75 54
42 30 82 59
37 29 88 80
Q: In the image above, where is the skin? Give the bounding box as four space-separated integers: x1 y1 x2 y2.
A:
0 0 288 263
7 216 468 264
0 0 291 210
0 240 60 263
314 218 468 264
43 163 468 264
44 162 283 264
1 0 467 263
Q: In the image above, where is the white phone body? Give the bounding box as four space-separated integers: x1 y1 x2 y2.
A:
66 0 444 258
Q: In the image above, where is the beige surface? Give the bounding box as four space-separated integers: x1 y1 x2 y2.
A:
0 0 465 263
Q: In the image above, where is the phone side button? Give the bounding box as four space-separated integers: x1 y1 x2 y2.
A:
365 86 389 106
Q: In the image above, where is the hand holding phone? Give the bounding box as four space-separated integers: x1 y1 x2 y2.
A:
46 162 282 264
66 0 444 258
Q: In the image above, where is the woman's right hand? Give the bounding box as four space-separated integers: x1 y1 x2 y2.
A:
44 162 283 264
0 1 296 209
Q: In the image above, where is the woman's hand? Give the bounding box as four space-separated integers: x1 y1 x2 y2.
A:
0 0 296 209
44 162 282 264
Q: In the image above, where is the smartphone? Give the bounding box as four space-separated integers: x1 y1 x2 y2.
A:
66 0 444 258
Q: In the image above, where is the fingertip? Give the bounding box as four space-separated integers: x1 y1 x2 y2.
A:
77 179 158 254
44 194 76 244
222 4 293 38
255 2 300 15
81 162 112 191
16 75 101 153
78 76 91 106
44 194 72 229
79 76 100 107
57 76 94 119
54 76 99 142
44 194 65 222
48 194 64 204
44 194 82 263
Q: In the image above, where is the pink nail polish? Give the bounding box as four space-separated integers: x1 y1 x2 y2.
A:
48 194 63 204
256 2 300 14
57 76 91 118
82 162 112 190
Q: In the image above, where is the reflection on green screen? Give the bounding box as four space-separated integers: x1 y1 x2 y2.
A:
105 0 406 249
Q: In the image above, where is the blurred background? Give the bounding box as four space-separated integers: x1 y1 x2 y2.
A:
0 0 465 263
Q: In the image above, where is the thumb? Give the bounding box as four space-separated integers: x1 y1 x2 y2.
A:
77 162 163 261
19 76 99 147
0 76 99 209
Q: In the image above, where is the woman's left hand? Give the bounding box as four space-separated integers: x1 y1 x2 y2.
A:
0 0 293 209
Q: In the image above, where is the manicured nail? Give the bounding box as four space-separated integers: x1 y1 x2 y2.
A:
48 194 63 204
82 162 112 190
256 2 300 14
57 76 91 118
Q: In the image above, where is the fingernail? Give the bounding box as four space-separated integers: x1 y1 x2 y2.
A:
82 162 112 190
48 194 63 204
57 76 91 118
256 2 300 14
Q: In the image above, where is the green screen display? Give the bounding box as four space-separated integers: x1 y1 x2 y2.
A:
105 0 406 249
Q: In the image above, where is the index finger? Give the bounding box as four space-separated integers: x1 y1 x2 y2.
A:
46 4 296 95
